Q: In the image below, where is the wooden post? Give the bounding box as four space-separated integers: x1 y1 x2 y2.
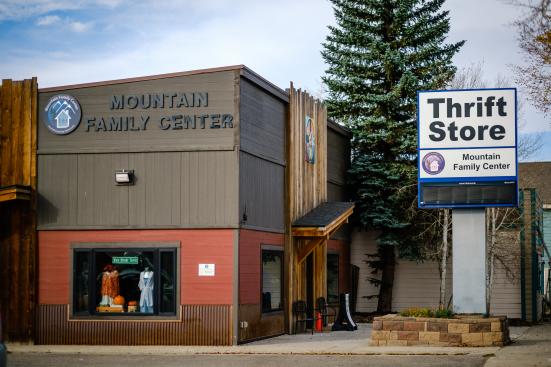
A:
0 78 38 342
285 84 328 333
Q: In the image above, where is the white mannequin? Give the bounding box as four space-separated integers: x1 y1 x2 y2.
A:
139 267 154 313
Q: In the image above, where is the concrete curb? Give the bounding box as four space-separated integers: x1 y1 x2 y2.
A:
6 344 500 356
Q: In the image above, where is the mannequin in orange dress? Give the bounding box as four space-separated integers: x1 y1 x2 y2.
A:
100 264 120 305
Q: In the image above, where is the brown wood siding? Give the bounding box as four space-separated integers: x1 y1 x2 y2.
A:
239 78 286 164
239 152 285 232
286 86 327 221
0 78 38 342
36 304 232 345
38 150 238 229
285 85 328 332
38 71 238 154
328 239 351 296
238 305 284 342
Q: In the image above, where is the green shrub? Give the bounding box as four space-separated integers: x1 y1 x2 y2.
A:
399 307 454 318
433 308 454 318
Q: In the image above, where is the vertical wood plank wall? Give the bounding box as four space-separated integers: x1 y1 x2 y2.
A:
0 78 38 341
285 84 328 332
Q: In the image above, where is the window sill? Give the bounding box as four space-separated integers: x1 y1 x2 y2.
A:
69 311 181 322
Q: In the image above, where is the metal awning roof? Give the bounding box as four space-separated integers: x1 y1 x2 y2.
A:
292 201 354 237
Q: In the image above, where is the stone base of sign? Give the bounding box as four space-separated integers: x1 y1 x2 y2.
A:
369 314 510 347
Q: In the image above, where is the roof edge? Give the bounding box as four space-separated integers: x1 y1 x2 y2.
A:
240 67 289 102
328 118 352 138
38 65 246 92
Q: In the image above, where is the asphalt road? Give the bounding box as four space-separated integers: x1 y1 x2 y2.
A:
9 353 487 367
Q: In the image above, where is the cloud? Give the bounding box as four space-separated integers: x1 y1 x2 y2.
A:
36 14 60 26
95 0 124 7
0 0 124 22
69 20 92 32
0 0 82 21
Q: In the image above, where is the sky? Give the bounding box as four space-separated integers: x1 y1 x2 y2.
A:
0 0 549 161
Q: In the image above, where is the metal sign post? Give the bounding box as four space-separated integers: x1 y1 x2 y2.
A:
452 208 486 313
417 88 518 315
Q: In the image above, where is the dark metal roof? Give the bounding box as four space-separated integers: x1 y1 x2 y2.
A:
327 119 352 138
292 201 354 227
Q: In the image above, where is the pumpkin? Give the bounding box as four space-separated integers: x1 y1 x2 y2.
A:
128 300 138 306
113 295 125 305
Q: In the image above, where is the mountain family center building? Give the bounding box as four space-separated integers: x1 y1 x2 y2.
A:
0 65 353 345
0 65 547 346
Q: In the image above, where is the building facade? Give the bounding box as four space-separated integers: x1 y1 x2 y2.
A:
0 66 353 345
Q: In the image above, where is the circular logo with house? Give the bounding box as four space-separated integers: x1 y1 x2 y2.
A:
422 152 445 175
44 94 82 135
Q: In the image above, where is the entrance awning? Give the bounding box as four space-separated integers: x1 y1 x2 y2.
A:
292 202 354 238
0 185 31 203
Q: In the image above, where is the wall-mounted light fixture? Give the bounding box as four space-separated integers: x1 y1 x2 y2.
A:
115 169 134 185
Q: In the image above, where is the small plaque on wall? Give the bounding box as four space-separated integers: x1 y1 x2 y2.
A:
198 263 215 276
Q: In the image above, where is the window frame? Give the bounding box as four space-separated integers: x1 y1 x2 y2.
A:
260 247 284 314
70 242 179 320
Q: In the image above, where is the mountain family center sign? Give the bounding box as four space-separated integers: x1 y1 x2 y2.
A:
42 91 234 135
417 88 518 208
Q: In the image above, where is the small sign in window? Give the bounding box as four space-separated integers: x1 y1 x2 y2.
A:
112 256 139 265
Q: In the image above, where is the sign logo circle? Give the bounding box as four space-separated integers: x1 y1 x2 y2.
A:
422 152 445 175
43 94 82 135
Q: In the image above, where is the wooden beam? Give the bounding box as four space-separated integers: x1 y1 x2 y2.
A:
0 186 31 203
297 237 325 264
292 226 325 237
324 205 354 235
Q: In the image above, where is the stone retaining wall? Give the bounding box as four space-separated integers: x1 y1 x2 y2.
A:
369 314 510 347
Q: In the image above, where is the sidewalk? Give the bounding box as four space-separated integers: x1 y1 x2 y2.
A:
7 323 510 356
485 323 551 367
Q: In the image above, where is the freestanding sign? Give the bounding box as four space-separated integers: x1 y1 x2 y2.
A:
417 88 518 208
417 88 517 314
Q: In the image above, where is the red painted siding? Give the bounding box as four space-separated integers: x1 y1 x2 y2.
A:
38 229 234 305
239 229 284 304
328 239 351 295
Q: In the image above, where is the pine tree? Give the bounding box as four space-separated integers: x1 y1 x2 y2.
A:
322 0 464 312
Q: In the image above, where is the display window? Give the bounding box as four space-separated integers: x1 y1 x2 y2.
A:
72 246 177 316
261 249 283 313
327 253 339 304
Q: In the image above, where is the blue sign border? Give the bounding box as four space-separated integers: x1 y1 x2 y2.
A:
417 88 518 209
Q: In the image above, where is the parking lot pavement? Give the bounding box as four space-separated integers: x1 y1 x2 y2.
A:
9 353 488 367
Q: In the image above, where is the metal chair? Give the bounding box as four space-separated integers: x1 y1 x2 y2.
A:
292 300 315 334
316 297 336 330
